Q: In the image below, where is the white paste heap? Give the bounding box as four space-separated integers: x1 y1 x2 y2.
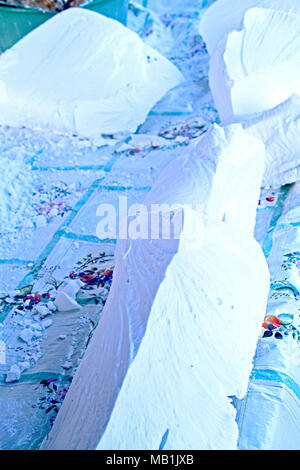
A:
41 124 269 450
209 8 300 121
199 0 300 56
0 8 183 138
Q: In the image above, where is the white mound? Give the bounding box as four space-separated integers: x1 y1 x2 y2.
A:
41 124 269 450
200 0 300 55
209 8 300 122
0 9 183 138
243 94 300 188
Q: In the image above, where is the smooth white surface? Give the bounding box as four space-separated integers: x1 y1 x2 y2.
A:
209 8 300 122
41 125 269 450
200 0 300 55
0 9 183 138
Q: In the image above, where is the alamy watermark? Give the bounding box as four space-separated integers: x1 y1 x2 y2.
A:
96 196 204 249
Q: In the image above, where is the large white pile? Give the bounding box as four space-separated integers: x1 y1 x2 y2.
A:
41 124 269 450
0 9 183 139
202 1 300 188
209 8 300 121
199 0 300 55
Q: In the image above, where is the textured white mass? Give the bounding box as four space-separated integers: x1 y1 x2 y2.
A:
243 94 300 188
209 8 300 122
200 0 300 55
0 8 183 138
41 124 269 450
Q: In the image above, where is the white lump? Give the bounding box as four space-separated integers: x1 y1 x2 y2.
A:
54 279 83 312
0 8 183 139
206 5 300 187
6 364 21 383
209 8 300 122
200 0 300 56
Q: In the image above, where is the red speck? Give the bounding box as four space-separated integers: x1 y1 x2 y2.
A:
81 273 97 283
266 196 275 202
69 272 75 278
101 270 113 277
264 315 281 328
